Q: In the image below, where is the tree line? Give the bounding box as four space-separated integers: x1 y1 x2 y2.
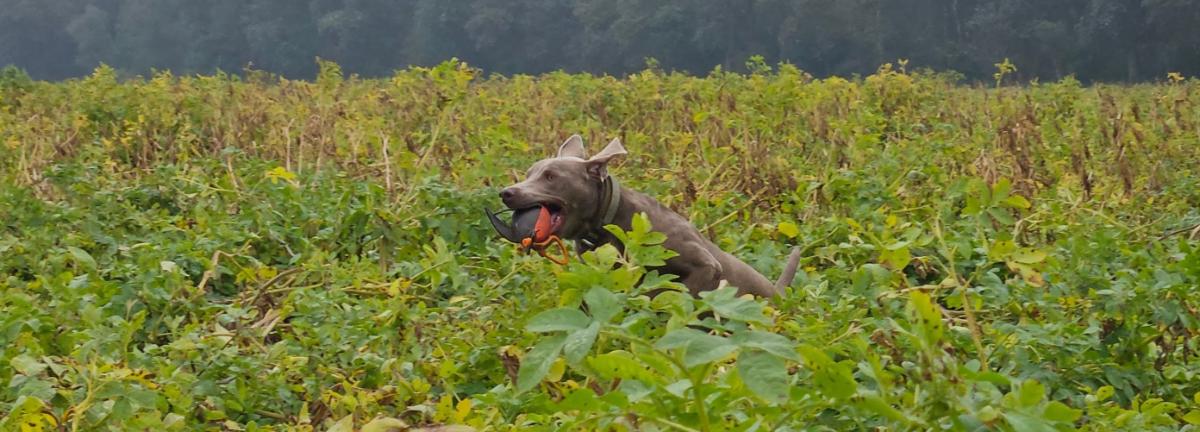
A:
3 0 1198 82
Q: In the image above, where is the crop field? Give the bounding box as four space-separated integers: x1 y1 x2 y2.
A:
1 61 1199 431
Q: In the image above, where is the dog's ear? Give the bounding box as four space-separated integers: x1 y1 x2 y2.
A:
585 138 627 179
557 134 588 159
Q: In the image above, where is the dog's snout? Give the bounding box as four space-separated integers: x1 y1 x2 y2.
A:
499 188 516 201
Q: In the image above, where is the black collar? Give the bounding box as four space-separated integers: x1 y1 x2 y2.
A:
577 176 621 253
597 175 621 228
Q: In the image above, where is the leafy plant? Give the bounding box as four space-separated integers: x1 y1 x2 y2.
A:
2 60 1199 430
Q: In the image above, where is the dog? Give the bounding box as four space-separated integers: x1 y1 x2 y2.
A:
498 134 802 298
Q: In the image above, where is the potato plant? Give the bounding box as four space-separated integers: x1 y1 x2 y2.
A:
1 60 1199 430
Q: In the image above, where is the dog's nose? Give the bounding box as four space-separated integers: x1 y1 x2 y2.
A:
499 188 516 201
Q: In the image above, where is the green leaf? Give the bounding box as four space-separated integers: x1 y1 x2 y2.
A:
700 286 770 324
127 389 160 409
10 355 46 376
67 246 97 270
631 213 653 238
516 334 567 393
563 322 600 364
907 291 944 346
797 344 857 400
584 287 622 324
855 395 911 424
988 239 1018 261
602 225 631 245
1018 380 1045 407
992 178 1012 202
1043 401 1082 423
987 207 1014 225
965 369 1013 387
879 246 911 270
1002 412 1056 432
777 221 800 239
640 231 669 246
586 350 654 382
557 388 600 412
732 330 801 361
649 289 692 314
617 379 653 402
656 328 738 367
640 271 683 292
737 350 788 403
664 379 693 397
1183 410 1200 425
978 405 1000 422
526 308 590 333
963 194 982 215
13 377 55 401
583 244 622 270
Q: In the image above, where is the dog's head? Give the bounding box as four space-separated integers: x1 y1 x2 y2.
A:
499 134 627 239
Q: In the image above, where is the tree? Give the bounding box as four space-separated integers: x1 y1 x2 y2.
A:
0 0 81 79
2 0 1199 82
314 0 414 76
243 0 318 77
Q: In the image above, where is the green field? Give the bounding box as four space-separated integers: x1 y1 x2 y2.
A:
1 61 1199 431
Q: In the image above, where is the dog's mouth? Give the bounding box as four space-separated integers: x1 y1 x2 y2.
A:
486 201 568 244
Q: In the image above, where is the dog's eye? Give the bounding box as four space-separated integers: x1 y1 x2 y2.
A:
544 171 555 180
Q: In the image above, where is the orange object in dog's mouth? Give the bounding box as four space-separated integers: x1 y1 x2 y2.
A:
537 203 566 241
485 203 571 265
485 203 565 245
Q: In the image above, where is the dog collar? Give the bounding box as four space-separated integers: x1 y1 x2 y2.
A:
600 176 621 227
576 176 621 256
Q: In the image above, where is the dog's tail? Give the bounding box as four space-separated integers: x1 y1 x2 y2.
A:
773 246 803 294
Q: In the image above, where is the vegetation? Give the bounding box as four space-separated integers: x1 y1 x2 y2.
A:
1 60 1200 430
4 0 1200 82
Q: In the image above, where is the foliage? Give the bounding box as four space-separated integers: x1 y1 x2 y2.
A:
1 60 1200 430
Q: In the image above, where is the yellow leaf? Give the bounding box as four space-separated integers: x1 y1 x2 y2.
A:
454 398 473 423
326 415 354 432
845 218 862 230
434 395 454 422
265 166 297 184
1007 262 1045 287
546 357 566 382
257 266 278 280
363 417 408 432
777 221 800 239
298 401 311 424
1010 248 1047 264
1003 194 1031 209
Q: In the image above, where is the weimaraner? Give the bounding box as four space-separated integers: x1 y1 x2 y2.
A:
496 134 802 297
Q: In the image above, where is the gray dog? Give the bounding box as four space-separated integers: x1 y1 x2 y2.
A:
498 134 802 297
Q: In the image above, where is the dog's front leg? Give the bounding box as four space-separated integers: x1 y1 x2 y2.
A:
667 242 724 296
